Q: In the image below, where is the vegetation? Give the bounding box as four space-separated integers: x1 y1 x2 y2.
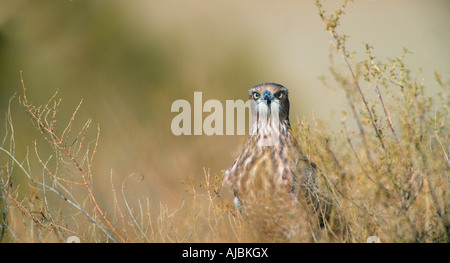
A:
0 0 448 242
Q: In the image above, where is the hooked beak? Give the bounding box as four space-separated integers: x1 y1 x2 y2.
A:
262 90 274 105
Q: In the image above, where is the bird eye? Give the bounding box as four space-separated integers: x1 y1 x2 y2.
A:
252 92 260 100
275 92 283 99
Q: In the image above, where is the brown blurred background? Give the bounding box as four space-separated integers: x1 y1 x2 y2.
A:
0 0 449 209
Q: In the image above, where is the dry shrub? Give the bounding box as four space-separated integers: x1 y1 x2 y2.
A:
297 0 449 242
0 0 448 243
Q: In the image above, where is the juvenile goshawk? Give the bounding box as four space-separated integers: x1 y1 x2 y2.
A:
223 83 330 242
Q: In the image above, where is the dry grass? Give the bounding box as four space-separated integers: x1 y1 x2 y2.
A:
0 0 448 243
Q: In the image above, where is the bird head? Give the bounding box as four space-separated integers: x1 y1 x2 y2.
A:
248 83 290 128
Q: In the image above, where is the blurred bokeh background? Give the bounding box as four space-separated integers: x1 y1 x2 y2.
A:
0 0 449 210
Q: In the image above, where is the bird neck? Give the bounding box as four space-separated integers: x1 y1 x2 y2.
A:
250 116 291 147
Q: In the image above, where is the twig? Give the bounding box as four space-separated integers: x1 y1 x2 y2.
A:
19 71 124 242
0 146 116 241
121 173 150 242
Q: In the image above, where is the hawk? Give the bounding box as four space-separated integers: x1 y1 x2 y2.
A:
223 83 330 242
